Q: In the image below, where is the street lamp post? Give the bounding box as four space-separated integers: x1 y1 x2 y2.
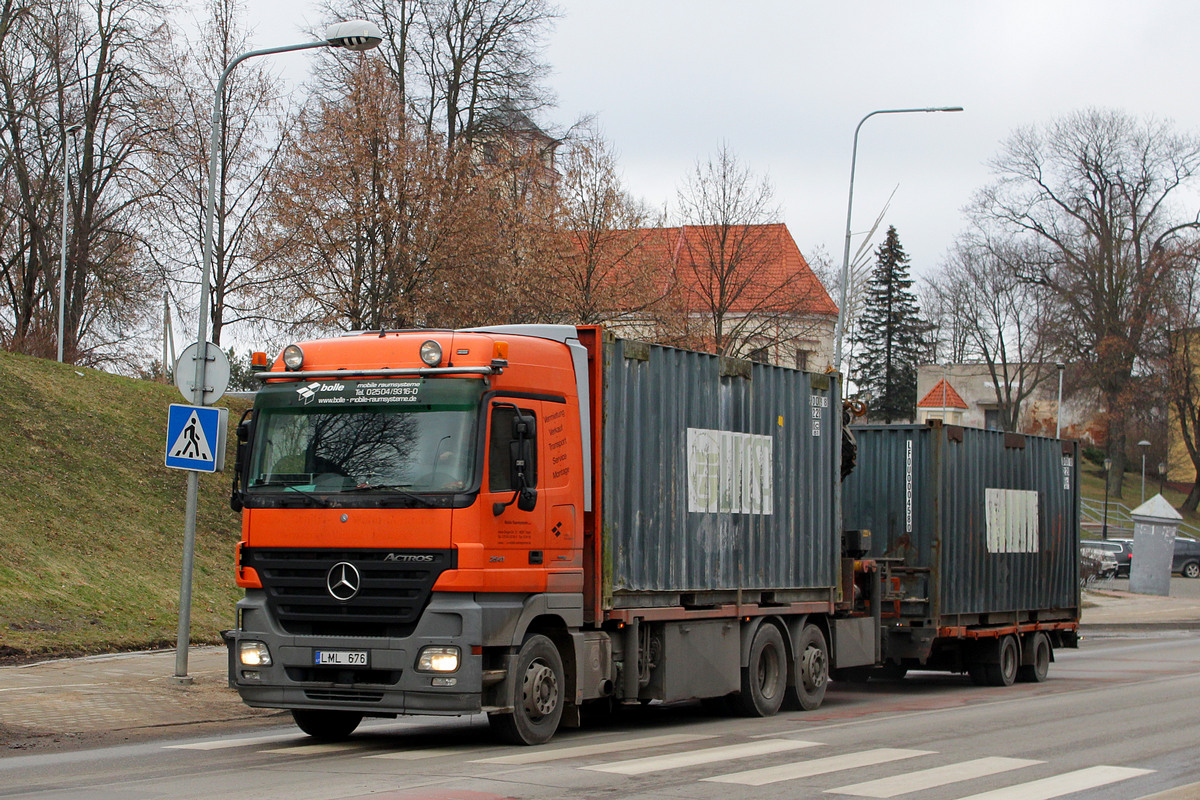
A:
833 106 963 373
1055 362 1065 438
173 20 382 684
56 122 82 363
1138 439 1151 504
1103 457 1112 540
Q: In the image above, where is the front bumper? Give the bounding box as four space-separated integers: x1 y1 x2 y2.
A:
225 591 486 716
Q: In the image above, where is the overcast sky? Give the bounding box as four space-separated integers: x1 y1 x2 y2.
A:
244 0 1200 287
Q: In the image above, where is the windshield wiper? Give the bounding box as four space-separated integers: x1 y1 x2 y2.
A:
250 479 332 508
353 483 438 507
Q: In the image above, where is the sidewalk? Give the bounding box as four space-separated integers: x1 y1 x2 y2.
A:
0 646 280 753
3 590 1199 755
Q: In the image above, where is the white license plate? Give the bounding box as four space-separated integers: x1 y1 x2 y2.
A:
314 650 369 666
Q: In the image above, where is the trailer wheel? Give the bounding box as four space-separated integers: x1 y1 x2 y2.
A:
784 624 829 711
291 709 363 740
1018 632 1051 683
985 635 1019 687
737 623 787 717
489 634 564 745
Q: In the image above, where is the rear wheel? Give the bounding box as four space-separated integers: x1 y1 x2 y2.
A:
985 635 1019 687
737 623 787 717
291 709 363 740
1183 561 1200 579
489 634 564 745
784 624 829 711
1018 632 1051 683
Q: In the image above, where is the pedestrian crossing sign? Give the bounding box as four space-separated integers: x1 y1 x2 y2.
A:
165 404 228 473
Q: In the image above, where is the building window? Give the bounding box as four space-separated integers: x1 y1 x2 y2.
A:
795 349 810 370
984 409 1001 430
749 347 769 364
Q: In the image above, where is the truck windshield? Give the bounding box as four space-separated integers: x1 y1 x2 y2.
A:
246 378 482 495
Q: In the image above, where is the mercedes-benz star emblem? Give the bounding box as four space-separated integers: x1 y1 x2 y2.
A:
326 562 361 601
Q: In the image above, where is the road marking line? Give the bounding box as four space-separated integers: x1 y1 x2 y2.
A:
704 748 935 786
827 756 1044 797
952 766 1155 800
167 733 308 750
369 747 490 761
472 733 717 765
582 739 821 775
260 742 362 755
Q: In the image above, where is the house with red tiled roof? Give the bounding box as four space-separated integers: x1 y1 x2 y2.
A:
600 223 837 369
916 378 969 425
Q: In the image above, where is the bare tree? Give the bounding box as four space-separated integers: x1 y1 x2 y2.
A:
1165 244 1200 511
146 0 286 348
972 109 1200 496
549 126 665 325
935 237 1057 431
673 142 824 360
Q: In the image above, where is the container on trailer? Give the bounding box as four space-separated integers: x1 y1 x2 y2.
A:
599 336 841 610
842 422 1080 624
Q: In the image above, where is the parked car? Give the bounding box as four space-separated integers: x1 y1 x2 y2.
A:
1084 542 1118 578
1082 539 1133 578
1174 537 1200 579
1080 545 1119 582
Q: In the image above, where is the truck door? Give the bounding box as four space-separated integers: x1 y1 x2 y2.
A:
482 400 548 570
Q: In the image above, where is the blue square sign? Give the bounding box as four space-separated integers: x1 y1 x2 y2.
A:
165 404 228 473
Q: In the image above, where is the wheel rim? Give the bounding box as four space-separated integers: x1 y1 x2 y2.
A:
522 658 559 720
802 644 827 692
1186 563 1200 578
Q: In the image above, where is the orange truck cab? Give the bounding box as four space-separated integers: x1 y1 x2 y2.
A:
226 325 599 744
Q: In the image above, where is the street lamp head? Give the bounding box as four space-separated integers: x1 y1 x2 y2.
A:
930 106 964 113
325 20 383 51
1104 457 1112 471
1138 439 1151 448
64 123 82 135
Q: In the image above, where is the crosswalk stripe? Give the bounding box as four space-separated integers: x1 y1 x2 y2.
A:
471 733 717 765
704 748 935 786
951 766 1155 800
260 742 361 755
166 733 310 750
827 756 1044 797
368 747 490 761
582 739 821 775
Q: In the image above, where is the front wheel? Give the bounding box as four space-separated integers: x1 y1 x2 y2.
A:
291 709 362 740
489 634 565 745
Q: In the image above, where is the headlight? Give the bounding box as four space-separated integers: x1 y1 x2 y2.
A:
238 640 272 667
282 344 305 370
416 645 460 672
419 339 443 367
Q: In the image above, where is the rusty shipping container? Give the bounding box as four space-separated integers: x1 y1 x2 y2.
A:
600 336 841 609
842 422 1080 624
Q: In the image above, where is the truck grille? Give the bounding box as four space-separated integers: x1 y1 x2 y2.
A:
242 548 455 638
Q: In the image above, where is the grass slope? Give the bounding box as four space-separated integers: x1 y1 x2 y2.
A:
0 350 247 660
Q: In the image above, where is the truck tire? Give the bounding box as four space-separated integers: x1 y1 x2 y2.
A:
489 634 564 745
1018 632 1051 683
784 623 829 711
985 635 1019 687
291 709 363 740
737 623 787 717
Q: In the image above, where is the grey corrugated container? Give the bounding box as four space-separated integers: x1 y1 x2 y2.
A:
842 423 1079 621
600 336 840 608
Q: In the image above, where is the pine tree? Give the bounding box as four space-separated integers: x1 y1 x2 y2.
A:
853 226 925 423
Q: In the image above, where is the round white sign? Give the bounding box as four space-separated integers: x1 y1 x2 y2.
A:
174 341 231 405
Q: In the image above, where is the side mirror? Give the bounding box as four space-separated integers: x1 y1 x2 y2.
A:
230 411 253 512
493 410 538 516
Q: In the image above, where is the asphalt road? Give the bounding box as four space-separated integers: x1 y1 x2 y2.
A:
1 630 1197 800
